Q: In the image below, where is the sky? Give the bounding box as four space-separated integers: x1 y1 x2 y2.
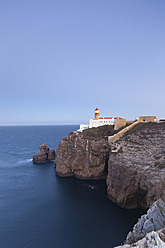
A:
0 0 165 125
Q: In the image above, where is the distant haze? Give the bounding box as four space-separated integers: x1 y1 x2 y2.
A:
0 0 165 125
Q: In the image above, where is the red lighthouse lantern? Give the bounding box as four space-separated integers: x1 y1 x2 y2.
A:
95 108 100 119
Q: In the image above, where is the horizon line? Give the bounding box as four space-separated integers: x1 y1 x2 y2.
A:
0 123 81 127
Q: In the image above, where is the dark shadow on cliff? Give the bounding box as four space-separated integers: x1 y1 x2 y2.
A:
124 188 148 209
104 157 109 175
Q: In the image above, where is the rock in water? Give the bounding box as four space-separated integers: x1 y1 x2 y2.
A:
33 151 48 163
33 144 55 163
48 149 56 161
39 144 49 152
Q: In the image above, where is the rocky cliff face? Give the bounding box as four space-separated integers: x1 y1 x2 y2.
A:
55 122 165 209
115 229 165 248
107 122 165 209
115 199 165 248
54 126 115 179
126 199 165 244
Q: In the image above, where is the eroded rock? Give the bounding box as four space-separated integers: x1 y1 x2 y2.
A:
126 199 165 244
115 200 165 247
33 144 55 163
107 122 165 209
55 130 110 179
115 230 165 248
48 149 55 161
55 122 165 209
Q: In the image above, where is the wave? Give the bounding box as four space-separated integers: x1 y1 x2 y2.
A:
9 150 30 155
17 158 33 164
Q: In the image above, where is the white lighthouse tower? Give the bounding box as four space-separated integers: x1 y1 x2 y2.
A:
95 107 100 119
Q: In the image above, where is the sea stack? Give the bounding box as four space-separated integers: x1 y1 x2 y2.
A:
33 144 55 163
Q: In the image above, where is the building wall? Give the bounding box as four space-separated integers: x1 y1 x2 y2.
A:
77 124 89 132
126 121 134 125
80 124 89 130
89 118 115 128
114 119 126 130
139 116 157 122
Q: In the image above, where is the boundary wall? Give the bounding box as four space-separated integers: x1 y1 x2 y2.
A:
108 120 140 144
114 119 126 130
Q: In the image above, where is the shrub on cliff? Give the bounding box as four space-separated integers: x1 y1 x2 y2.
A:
82 125 118 138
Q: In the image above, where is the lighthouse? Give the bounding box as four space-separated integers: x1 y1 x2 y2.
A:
77 107 125 132
95 108 100 119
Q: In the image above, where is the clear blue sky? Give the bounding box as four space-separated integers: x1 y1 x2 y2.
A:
0 0 165 125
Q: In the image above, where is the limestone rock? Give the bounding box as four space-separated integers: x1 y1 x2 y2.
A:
33 152 48 163
55 122 165 209
107 122 165 209
115 230 165 248
126 199 165 244
48 149 55 161
39 144 49 152
33 144 55 163
55 131 109 179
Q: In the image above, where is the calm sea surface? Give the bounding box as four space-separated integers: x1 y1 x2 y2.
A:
0 125 145 248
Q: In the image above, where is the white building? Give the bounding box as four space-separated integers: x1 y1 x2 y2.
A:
89 117 115 128
77 108 122 132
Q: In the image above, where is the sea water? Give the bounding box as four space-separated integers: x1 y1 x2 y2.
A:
0 125 145 248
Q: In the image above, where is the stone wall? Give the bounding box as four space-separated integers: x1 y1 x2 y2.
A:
108 120 139 143
139 116 157 122
114 119 126 130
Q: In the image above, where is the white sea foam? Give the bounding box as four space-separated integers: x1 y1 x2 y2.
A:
88 185 95 190
18 158 33 164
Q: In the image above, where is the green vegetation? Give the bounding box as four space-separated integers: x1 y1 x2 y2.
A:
154 161 165 169
123 122 159 140
82 122 136 138
123 123 144 137
154 155 161 160
82 125 118 138
115 122 134 134
158 164 165 169
154 161 160 167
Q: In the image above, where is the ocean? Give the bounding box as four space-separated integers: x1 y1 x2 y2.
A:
0 125 144 248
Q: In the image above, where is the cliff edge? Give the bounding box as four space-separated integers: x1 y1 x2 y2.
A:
55 125 117 179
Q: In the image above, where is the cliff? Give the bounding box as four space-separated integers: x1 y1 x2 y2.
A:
115 199 165 247
55 125 116 179
55 122 165 209
107 122 165 209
